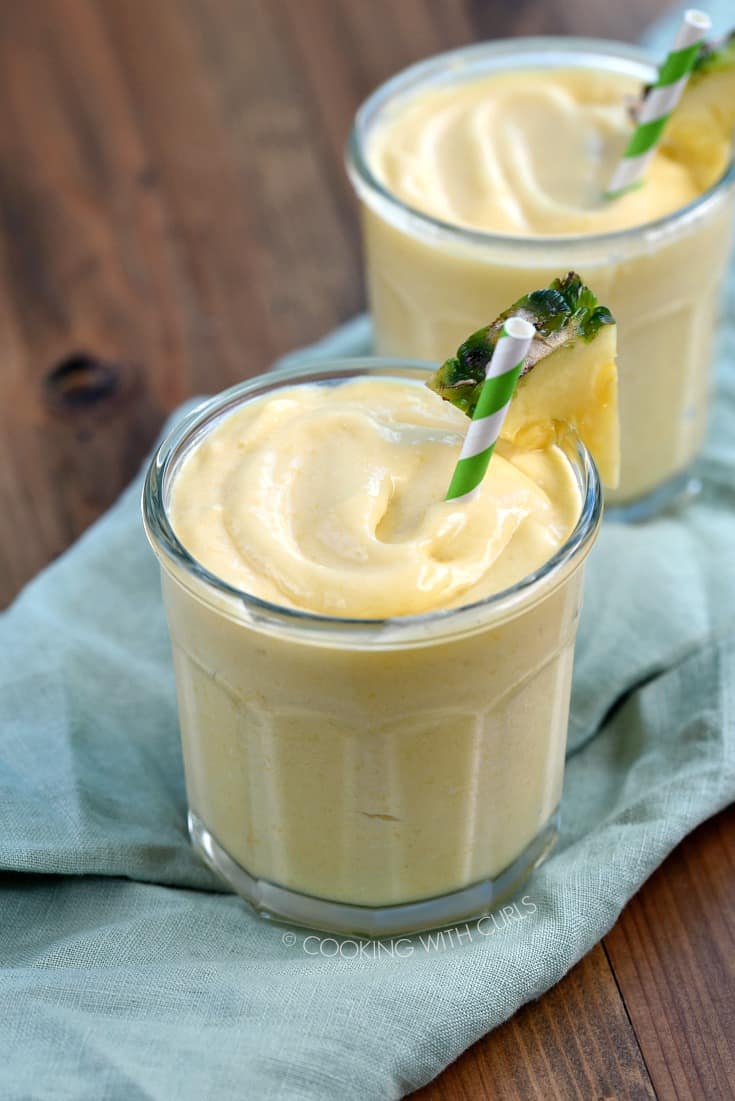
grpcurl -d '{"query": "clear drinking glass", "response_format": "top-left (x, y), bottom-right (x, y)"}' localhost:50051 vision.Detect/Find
top-left (143, 360), bottom-right (602, 936)
top-left (346, 39), bottom-right (735, 518)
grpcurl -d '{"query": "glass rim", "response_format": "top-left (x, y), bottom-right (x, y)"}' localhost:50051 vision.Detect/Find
top-left (142, 358), bottom-right (602, 646)
top-left (346, 35), bottom-right (735, 251)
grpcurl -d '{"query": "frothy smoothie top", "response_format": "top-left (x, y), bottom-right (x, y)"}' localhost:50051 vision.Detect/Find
top-left (368, 68), bottom-right (701, 236)
top-left (169, 378), bottom-right (581, 619)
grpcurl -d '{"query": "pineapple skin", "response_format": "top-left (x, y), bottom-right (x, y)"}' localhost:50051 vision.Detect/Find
top-left (427, 273), bottom-right (620, 486)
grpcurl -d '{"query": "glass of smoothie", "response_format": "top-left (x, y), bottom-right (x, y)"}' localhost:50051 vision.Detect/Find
top-left (143, 356), bottom-right (603, 937)
top-left (346, 38), bottom-right (735, 517)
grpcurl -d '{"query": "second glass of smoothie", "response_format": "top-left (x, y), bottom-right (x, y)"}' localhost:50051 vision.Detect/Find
top-left (143, 359), bottom-right (602, 936)
top-left (347, 38), bottom-right (735, 515)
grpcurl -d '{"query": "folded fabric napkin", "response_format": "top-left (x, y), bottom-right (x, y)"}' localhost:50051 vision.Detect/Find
top-left (2, 4), bottom-right (734, 1097)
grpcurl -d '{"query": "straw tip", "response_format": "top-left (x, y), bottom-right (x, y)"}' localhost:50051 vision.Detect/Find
top-left (685, 9), bottom-right (712, 32)
top-left (504, 316), bottom-right (536, 341)
top-left (604, 179), bottom-right (645, 202)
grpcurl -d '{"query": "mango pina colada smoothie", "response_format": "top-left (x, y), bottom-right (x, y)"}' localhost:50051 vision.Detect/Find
top-left (144, 275), bottom-right (616, 936)
top-left (348, 36), bottom-right (735, 511)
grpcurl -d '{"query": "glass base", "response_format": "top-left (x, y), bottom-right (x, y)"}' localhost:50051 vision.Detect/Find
top-left (605, 468), bottom-right (701, 524)
top-left (189, 809), bottom-right (559, 937)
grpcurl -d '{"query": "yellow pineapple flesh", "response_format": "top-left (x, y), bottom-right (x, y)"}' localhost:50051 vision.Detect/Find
top-left (427, 273), bottom-right (619, 486)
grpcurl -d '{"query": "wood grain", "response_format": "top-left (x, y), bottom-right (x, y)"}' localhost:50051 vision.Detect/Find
top-left (0, 0), bottom-right (673, 605)
top-left (3, 2), bottom-right (734, 1100)
top-left (604, 808), bottom-right (735, 1101)
top-left (412, 946), bottom-right (656, 1100)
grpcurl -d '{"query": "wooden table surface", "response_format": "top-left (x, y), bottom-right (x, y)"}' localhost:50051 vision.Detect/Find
top-left (1, 2), bottom-right (733, 1098)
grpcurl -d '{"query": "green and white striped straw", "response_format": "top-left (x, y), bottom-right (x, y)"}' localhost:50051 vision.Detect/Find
top-left (445, 316), bottom-right (535, 503)
top-left (606, 8), bottom-right (711, 198)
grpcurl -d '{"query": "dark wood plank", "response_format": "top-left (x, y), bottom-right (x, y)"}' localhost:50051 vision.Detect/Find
top-left (0, 0), bottom-right (674, 605)
top-left (411, 945), bottom-right (656, 1100)
top-left (604, 806), bottom-right (735, 1101)
top-left (467, 0), bottom-right (670, 40)
top-left (0, 0), bottom-right (170, 594)
top-left (417, 806), bottom-right (735, 1100)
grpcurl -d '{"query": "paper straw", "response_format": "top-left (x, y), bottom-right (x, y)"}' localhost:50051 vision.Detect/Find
top-left (445, 317), bottom-right (535, 503)
top-left (606, 9), bottom-right (711, 198)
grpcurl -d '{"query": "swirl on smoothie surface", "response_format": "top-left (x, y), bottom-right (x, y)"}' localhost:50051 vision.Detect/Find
top-left (368, 68), bottom-right (701, 236)
top-left (169, 379), bottom-right (580, 619)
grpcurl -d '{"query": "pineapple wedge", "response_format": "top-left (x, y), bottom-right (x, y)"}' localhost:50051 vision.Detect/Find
top-left (660, 31), bottom-right (735, 190)
top-left (427, 273), bottom-right (619, 486)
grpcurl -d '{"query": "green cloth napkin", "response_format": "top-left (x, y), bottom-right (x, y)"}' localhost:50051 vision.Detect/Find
top-left (2, 5), bottom-right (735, 1097)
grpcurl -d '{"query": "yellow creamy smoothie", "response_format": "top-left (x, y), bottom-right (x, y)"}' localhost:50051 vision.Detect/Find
top-left (171, 379), bottom-right (580, 617)
top-left (369, 69), bottom-right (697, 236)
top-left (350, 41), bottom-right (735, 508)
top-left (144, 359), bottom-right (602, 934)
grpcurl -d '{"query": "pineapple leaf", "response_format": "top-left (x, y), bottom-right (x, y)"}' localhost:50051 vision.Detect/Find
top-left (427, 272), bottom-right (614, 417)
top-left (692, 29), bottom-right (735, 77)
